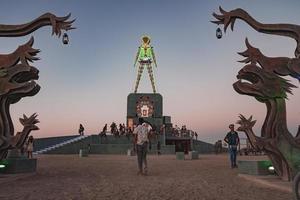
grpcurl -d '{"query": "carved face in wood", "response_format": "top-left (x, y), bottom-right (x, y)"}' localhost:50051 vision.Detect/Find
top-left (0, 38), bottom-right (40, 104)
top-left (233, 64), bottom-right (296, 102)
top-left (1, 64), bottom-right (40, 104)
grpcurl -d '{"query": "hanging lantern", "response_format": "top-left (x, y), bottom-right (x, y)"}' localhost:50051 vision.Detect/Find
top-left (216, 27), bottom-right (222, 39)
top-left (62, 33), bottom-right (69, 45)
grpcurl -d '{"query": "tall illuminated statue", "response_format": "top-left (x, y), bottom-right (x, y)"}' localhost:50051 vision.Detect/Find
top-left (133, 35), bottom-right (157, 93)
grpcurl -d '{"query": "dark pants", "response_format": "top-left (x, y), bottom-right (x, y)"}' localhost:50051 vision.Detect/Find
top-left (229, 146), bottom-right (237, 167)
top-left (137, 142), bottom-right (148, 172)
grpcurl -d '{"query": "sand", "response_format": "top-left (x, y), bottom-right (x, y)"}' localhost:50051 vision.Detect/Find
top-left (0, 154), bottom-right (293, 200)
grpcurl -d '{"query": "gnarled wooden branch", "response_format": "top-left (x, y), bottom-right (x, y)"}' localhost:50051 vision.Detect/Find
top-left (212, 6), bottom-right (300, 58)
top-left (0, 13), bottom-right (75, 160)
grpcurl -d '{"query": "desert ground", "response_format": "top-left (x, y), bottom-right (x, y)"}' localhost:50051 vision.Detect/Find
top-left (0, 154), bottom-right (293, 200)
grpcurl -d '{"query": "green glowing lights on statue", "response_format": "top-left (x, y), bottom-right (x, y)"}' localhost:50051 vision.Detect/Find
top-left (133, 35), bottom-right (157, 93)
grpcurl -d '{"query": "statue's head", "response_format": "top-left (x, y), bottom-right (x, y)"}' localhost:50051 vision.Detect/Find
top-left (233, 64), bottom-right (296, 102)
top-left (141, 35), bottom-right (151, 47)
top-left (0, 38), bottom-right (40, 104)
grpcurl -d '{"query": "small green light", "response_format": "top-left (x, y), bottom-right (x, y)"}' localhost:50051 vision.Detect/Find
top-left (0, 164), bottom-right (5, 168)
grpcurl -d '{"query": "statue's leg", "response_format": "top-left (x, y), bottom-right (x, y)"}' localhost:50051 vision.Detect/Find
top-left (134, 64), bottom-right (144, 93)
top-left (147, 64), bottom-right (156, 93)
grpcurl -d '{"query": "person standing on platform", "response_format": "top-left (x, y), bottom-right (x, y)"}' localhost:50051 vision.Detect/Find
top-left (99, 124), bottom-right (108, 143)
top-left (122, 123), bottom-right (126, 135)
top-left (110, 122), bottom-right (117, 137)
top-left (102, 124), bottom-right (107, 134)
top-left (119, 123), bottom-right (123, 135)
top-left (133, 118), bottom-right (150, 175)
top-left (224, 124), bottom-right (240, 168)
top-left (26, 135), bottom-right (34, 159)
top-left (79, 124), bottom-right (85, 136)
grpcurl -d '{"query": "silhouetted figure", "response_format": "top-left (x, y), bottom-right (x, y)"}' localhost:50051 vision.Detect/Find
top-left (103, 124), bottom-right (107, 133)
top-left (126, 127), bottom-right (132, 140)
top-left (99, 124), bottom-right (107, 142)
top-left (191, 131), bottom-right (195, 139)
top-left (157, 141), bottom-right (161, 155)
top-left (26, 135), bottom-right (34, 159)
top-left (119, 123), bottom-right (124, 136)
top-left (195, 132), bottom-right (198, 140)
top-left (110, 122), bottom-right (117, 137)
top-left (79, 124), bottom-right (85, 136)
top-left (122, 123), bottom-right (126, 135)
top-left (214, 140), bottom-right (223, 154)
top-left (88, 143), bottom-right (91, 153)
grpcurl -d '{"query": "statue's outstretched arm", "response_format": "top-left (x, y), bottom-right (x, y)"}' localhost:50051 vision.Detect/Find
top-left (212, 7), bottom-right (300, 57)
top-left (151, 47), bottom-right (157, 68)
top-left (0, 13), bottom-right (75, 37)
top-left (134, 47), bottom-right (140, 67)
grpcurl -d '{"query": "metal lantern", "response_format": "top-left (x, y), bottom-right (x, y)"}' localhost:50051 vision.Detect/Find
top-left (62, 33), bottom-right (69, 45)
top-left (216, 27), bottom-right (222, 39)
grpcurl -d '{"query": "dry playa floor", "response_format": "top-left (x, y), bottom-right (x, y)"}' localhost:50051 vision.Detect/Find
top-left (0, 154), bottom-right (293, 200)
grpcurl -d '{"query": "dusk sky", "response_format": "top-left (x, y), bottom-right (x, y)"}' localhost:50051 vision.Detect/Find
top-left (1, 0), bottom-right (300, 143)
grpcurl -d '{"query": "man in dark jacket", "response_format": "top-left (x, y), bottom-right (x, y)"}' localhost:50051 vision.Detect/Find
top-left (224, 124), bottom-right (240, 168)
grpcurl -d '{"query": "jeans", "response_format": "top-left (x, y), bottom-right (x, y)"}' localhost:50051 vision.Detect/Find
top-left (229, 146), bottom-right (237, 167)
top-left (137, 142), bottom-right (148, 172)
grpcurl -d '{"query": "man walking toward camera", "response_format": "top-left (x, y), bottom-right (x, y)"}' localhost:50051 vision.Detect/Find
top-left (133, 118), bottom-right (149, 175)
top-left (224, 124), bottom-right (240, 168)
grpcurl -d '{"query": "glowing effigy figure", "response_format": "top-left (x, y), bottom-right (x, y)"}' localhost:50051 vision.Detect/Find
top-left (133, 35), bottom-right (157, 93)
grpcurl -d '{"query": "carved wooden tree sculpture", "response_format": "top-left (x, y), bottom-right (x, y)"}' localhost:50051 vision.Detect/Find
top-left (0, 13), bottom-right (75, 160)
top-left (212, 7), bottom-right (300, 181)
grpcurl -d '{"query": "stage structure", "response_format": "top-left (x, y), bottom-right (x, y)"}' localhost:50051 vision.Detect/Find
top-left (127, 93), bottom-right (172, 132)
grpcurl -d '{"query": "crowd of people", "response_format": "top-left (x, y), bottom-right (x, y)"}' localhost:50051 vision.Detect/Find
top-left (98, 122), bottom-right (134, 140)
top-left (20, 122), bottom-right (263, 174)
top-left (22, 122), bottom-right (241, 173)
top-left (97, 122), bottom-right (165, 140)
top-left (79, 123), bottom-right (199, 141)
top-left (170, 125), bottom-right (198, 140)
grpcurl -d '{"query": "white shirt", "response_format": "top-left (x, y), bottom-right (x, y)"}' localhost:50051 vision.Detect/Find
top-left (133, 123), bottom-right (149, 145)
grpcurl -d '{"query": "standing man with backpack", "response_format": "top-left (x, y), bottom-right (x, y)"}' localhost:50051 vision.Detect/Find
top-left (133, 118), bottom-right (150, 175)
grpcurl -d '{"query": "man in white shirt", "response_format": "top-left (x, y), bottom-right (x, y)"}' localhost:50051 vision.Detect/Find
top-left (133, 118), bottom-right (149, 175)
